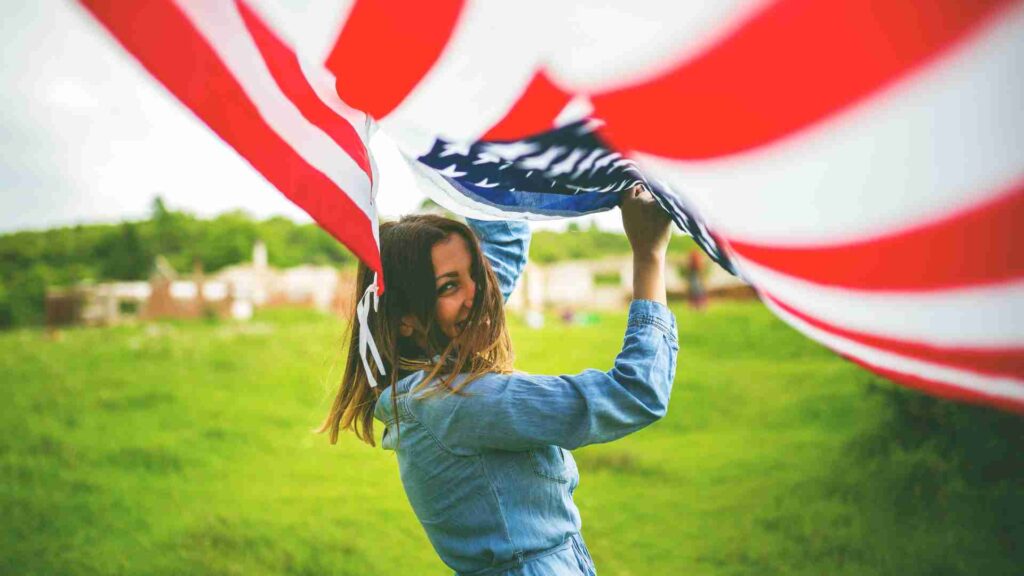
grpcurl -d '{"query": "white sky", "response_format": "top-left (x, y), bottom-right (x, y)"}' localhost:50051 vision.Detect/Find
top-left (0, 0), bottom-right (620, 234)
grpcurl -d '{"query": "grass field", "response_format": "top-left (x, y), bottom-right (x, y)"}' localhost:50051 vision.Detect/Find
top-left (1, 302), bottom-right (1020, 575)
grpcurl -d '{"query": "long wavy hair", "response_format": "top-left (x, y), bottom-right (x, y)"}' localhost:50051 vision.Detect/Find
top-left (319, 214), bottom-right (514, 446)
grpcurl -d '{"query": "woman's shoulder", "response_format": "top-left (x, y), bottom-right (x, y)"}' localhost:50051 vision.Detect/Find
top-left (383, 370), bottom-right (557, 424)
top-left (406, 370), bottom-right (514, 401)
top-left (374, 371), bottom-right (426, 422)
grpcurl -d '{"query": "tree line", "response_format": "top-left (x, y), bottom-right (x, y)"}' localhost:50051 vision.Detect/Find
top-left (531, 221), bottom-right (694, 264)
top-left (0, 199), bottom-right (696, 328)
top-left (0, 198), bottom-right (354, 328)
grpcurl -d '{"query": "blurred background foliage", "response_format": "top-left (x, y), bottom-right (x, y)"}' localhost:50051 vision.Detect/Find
top-left (0, 198), bottom-right (354, 328)
top-left (531, 220), bottom-right (696, 263)
top-left (0, 202), bottom-right (698, 329)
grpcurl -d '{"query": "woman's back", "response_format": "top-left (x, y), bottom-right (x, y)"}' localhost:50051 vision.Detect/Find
top-left (377, 373), bottom-right (586, 575)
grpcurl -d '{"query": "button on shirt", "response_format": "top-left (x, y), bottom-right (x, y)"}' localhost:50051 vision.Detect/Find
top-left (374, 219), bottom-right (679, 575)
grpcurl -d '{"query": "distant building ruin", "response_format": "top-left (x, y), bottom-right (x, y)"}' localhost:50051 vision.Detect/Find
top-left (506, 254), bottom-right (752, 312)
top-left (46, 281), bottom-right (150, 327)
top-left (45, 241), bottom-right (355, 327)
top-left (45, 239), bottom-right (750, 328)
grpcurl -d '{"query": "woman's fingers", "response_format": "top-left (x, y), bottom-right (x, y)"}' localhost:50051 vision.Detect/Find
top-left (621, 183), bottom-right (672, 257)
top-left (622, 183), bottom-right (647, 202)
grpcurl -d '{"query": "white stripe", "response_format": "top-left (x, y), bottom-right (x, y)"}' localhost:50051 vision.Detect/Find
top-left (366, 118), bottom-right (381, 250)
top-left (377, 1), bottom-right (769, 143)
top-left (247, 0), bottom-right (356, 68)
top-left (554, 96), bottom-right (594, 128)
top-left (298, 55), bottom-right (370, 137)
top-left (737, 256), bottom-right (1024, 348)
top-left (635, 4), bottom-right (1024, 246)
top-left (173, 1), bottom-right (374, 220)
top-left (296, 54), bottom-right (381, 249)
top-left (376, 116), bottom-right (447, 159)
top-left (383, 0), bottom-right (549, 143)
top-left (547, 0), bottom-right (771, 92)
top-left (763, 297), bottom-right (1024, 404)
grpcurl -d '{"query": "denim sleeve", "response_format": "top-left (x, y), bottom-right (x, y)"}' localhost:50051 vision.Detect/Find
top-left (466, 218), bottom-right (531, 303)
top-left (411, 300), bottom-right (679, 452)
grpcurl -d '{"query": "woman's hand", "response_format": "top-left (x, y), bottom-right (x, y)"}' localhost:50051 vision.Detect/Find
top-left (620, 184), bottom-right (672, 304)
top-left (621, 184), bottom-right (672, 261)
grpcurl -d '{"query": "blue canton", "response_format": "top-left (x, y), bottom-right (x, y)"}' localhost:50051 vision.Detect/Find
top-left (417, 119), bottom-right (736, 274)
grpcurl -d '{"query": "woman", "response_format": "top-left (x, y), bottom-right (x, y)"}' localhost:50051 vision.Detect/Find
top-left (321, 185), bottom-right (679, 575)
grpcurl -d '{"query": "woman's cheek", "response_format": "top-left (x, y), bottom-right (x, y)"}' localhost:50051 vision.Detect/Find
top-left (437, 297), bottom-right (456, 324)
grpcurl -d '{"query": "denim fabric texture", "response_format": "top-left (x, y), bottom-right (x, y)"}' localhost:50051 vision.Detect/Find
top-left (374, 218), bottom-right (679, 575)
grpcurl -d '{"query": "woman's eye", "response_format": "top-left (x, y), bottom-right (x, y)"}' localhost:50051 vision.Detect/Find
top-left (438, 281), bottom-right (457, 295)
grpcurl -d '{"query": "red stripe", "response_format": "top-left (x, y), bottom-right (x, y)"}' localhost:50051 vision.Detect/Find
top-left (235, 0), bottom-right (372, 181)
top-left (79, 0), bottom-right (382, 281)
top-left (591, 0), bottom-right (1017, 159)
top-left (482, 72), bottom-right (573, 142)
top-left (729, 179), bottom-right (1024, 291)
top-left (326, 0), bottom-right (465, 119)
top-left (843, 355), bottom-right (1024, 414)
top-left (765, 292), bottom-right (1024, 380)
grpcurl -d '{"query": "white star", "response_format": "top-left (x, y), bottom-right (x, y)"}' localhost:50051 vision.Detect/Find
top-left (474, 178), bottom-right (500, 188)
top-left (592, 151), bottom-right (621, 171)
top-left (482, 141), bottom-right (539, 161)
top-left (439, 142), bottom-right (472, 158)
top-left (517, 146), bottom-right (564, 171)
top-left (436, 164), bottom-right (467, 178)
top-left (472, 153), bottom-right (502, 165)
top-left (573, 149), bottom-right (604, 178)
top-left (575, 118), bottom-right (605, 135)
top-left (546, 148), bottom-right (584, 177)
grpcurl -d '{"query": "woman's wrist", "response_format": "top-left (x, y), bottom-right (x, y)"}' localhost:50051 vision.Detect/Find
top-left (632, 250), bottom-right (666, 266)
top-left (632, 255), bottom-right (667, 305)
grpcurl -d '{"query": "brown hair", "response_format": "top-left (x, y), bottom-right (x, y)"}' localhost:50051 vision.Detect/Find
top-left (319, 214), bottom-right (514, 446)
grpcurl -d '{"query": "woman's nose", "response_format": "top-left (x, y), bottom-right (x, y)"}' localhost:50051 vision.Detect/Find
top-left (464, 281), bottom-right (476, 307)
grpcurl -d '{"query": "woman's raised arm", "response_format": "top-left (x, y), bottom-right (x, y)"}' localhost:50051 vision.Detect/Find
top-left (621, 184), bottom-right (672, 305)
top-left (466, 218), bottom-right (532, 303)
top-left (408, 298), bottom-right (678, 451)
top-left (405, 187), bottom-right (680, 452)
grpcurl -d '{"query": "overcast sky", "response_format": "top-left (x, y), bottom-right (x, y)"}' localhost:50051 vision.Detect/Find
top-left (0, 1), bottom-right (618, 234)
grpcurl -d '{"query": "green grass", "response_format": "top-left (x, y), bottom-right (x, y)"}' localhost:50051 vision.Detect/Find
top-left (0, 303), bottom-right (1019, 575)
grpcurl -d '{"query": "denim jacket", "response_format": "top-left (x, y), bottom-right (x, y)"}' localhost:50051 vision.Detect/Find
top-left (374, 219), bottom-right (679, 575)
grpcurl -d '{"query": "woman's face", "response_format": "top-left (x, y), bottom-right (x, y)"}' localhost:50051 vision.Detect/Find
top-left (430, 232), bottom-right (477, 339)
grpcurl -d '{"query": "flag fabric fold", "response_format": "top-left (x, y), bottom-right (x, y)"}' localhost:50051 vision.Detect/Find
top-left (79, 0), bottom-right (383, 288)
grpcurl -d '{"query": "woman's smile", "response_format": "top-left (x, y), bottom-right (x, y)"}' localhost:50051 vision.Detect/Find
top-left (431, 233), bottom-right (478, 339)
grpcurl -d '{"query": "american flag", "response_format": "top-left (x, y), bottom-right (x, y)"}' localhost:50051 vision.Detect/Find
top-left (79, 0), bottom-right (1023, 411)
top-left (414, 119), bottom-right (736, 273)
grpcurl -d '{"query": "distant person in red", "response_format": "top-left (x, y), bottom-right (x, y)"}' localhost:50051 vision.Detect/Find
top-left (687, 249), bottom-right (707, 311)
